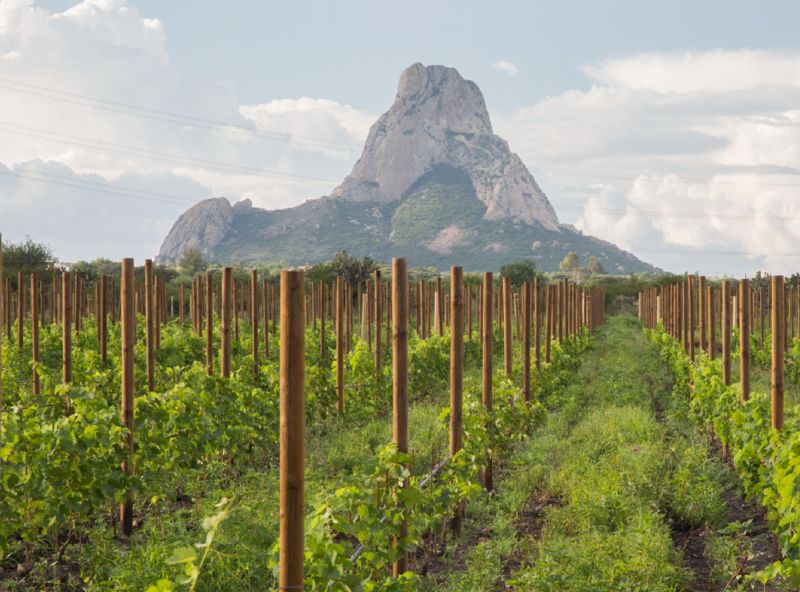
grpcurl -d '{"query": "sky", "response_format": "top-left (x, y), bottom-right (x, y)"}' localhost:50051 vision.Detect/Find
top-left (2, 0), bottom-right (800, 275)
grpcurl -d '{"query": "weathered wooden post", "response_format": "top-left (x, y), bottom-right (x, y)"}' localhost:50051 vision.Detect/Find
top-left (31, 274), bottom-right (40, 395)
top-left (100, 275), bottom-right (108, 364)
top-left (206, 271), bottom-right (213, 376)
top-left (739, 279), bottom-right (750, 401)
top-left (374, 270), bottom-right (382, 373)
top-left (534, 278), bottom-right (541, 370)
top-left (17, 271), bottom-right (23, 349)
top-left (722, 280), bottom-right (731, 385)
top-left (251, 269), bottom-right (259, 378)
top-left (120, 258), bottom-right (135, 537)
top-left (279, 269), bottom-right (305, 591)
top-left (450, 266), bottom-right (464, 534)
top-left (707, 286), bottom-right (716, 360)
top-left (502, 277), bottom-right (512, 377)
top-left (482, 271), bottom-right (493, 491)
top-left (522, 280), bottom-right (531, 402)
top-left (771, 275), bottom-right (784, 430)
top-left (144, 260), bottom-right (155, 392)
top-left (221, 267), bottom-right (232, 378)
top-left (336, 276), bottom-right (345, 413)
top-left (392, 258), bottom-right (409, 575)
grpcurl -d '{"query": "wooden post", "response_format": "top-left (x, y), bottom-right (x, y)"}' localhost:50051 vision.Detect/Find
top-left (771, 275), bottom-right (784, 431)
top-left (120, 258), bottom-right (135, 537)
top-left (392, 258), bottom-right (409, 575)
top-left (707, 287), bottom-right (716, 360)
top-left (503, 276), bottom-right (512, 377)
top-left (698, 276), bottom-right (706, 353)
top-left (435, 276), bottom-right (443, 336)
top-left (545, 285), bottom-right (553, 363)
top-left (450, 266), bottom-right (463, 534)
top-left (482, 272), bottom-right (493, 491)
top-left (206, 271), bottom-right (213, 376)
top-left (336, 277), bottom-right (345, 413)
top-left (31, 274), bottom-right (40, 395)
top-left (320, 282), bottom-right (326, 357)
top-left (17, 271), bottom-right (23, 349)
top-left (251, 270), bottom-right (259, 378)
top-left (144, 260), bottom-right (155, 392)
top-left (534, 278), bottom-right (541, 370)
top-left (263, 279), bottom-right (270, 359)
top-left (279, 270), bottom-right (305, 591)
top-left (221, 267), bottom-right (232, 378)
top-left (739, 279), bottom-right (750, 402)
top-left (374, 270), bottom-right (382, 373)
top-left (522, 280), bottom-right (531, 402)
top-left (722, 281), bottom-right (731, 385)
top-left (61, 272), bottom-right (72, 385)
top-left (688, 276), bottom-right (695, 360)
top-left (99, 275), bottom-right (108, 364)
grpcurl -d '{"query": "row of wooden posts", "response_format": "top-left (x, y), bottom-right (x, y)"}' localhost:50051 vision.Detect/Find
top-left (638, 275), bottom-right (788, 430)
top-left (0, 250), bottom-right (605, 587)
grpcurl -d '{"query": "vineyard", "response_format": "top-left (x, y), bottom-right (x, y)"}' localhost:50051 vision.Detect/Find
top-left (5, 240), bottom-right (800, 590)
top-left (0, 243), bottom-right (609, 591)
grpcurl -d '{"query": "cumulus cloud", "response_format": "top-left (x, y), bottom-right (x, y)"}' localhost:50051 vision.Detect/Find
top-left (495, 49), bottom-right (800, 275)
top-left (0, 0), bottom-right (372, 261)
top-left (491, 61), bottom-right (519, 76)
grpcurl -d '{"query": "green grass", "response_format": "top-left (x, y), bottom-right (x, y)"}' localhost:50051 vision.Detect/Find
top-left (423, 316), bottom-right (740, 591)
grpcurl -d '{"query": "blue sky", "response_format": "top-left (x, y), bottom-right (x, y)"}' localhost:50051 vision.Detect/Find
top-left (35, 0), bottom-right (800, 110)
top-left (3, 0), bottom-right (800, 275)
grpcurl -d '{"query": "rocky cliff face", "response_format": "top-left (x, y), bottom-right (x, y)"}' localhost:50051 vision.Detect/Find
top-left (159, 197), bottom-right (233, 261)
top-left (331, 63), bottom-right (559, 230)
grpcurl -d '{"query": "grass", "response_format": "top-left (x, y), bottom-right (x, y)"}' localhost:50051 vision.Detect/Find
top-left (423, 316), bottom-right (743, 591)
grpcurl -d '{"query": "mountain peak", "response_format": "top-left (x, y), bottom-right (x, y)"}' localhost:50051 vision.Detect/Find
top-left (331, 63), bottom-right (559, 230)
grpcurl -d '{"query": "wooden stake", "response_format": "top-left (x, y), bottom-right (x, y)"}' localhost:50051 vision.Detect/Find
top-left (279, 270), bottom-right (305, 591)
top-left (336, 277), bottom-right (345, 413)
top-left (771, 275), bottom-right (784, 430)
top-left (374, 271), bottom-right (382, 373)
top-left (482, 272), bottom-right (493, 491)
top-left (523, 280), bottom-right (531, 402)
top-left (251, 270), bottom-right (259, 378)
top-left (206, 271), bottom-right (214, 376)
top-left (392, 258), bottom-right (409, 575)
top-left (221, 267), bottom-right (232, 378)
top-left (120, 258), bottom-right (135, 536)
top-left (502, 277), bottom-right (512, 377)
top-left (722, 280), bottom-right (731, 385)
top-left (450, 266), bottom-right (463, 534)
top-left (144, 260), bottom-right (155, 392)
top-left (31, 274), bottom-right (39, 395)
top-left (739, 279), bottom-right (750, 402)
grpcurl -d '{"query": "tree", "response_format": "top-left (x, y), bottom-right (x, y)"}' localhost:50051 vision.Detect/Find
top-left (586, 255), bottom-right (606, 275)
top-left (559, 251), bottom-right (580, 273)
top-left (500, 259), bottom-right (537, 287)
top-left (2, 236), bottom-right (57, 280)
top-left (331, 251), bottom-right (378, 285)
top-left (178, 248), bottom-right (207, 276)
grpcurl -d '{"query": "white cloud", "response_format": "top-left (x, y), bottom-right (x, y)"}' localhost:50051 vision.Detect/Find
top-left (0, 0), bottom-right (373, 261)
top-left (491, 61), bottom-right (519, 76)
top-left (495, 49), bottom-right (800, 275)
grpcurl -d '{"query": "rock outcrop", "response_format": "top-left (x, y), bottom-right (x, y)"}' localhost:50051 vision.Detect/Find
top-left (331, 63), bottom-right (559, 230)
top-left (157, 63), bottom-right (656, 273)
top-left (158, 197), bottom-right (233, 262)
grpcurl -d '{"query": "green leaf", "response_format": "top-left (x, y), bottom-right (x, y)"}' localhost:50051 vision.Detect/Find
top-left (165, 546), bottom-right (197, 565)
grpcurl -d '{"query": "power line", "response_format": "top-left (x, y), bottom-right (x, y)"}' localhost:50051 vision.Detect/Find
top-left (0, 121), bottom-right (342, 184)
top-left (0, 77), bottom-right (364, 152)
top-left (0, 168), bottom-right (201, 207)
